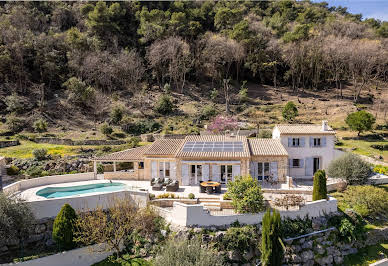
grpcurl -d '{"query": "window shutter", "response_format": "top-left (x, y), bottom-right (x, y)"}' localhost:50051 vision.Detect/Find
top-left (212, 165), bottom-right (220, 182)
top-left (151, 161), bottom-right (157, 178)
top-left (289, 159), bottom-right (292, 168)
top-left (322, 137), bottom-right (326, 147)
top-left (270, 162), bottom-right (278, 180)
top-left (305, 157), bottom-right (313, 176)
top-left (202, 164), bottom-right (209, 181)
top-left (170, 162), bottom-right (176, 179)
top-left (309, 137), bottom-right (313, 147)
top-left (300, 137), bottom-right (305, 147)
top-left (288, 137), bottom-right (292, 147)
top-left (181, 164), bottom-right (189, 185)
top-left (232, 165), bottom-right (241, 179)
top-left (249, 162), bottom-right (255, 178)
top-left (300, 159), bottom-right (304, 168)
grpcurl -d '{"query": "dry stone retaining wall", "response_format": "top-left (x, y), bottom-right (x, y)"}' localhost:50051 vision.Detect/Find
top-left (34, 138), bottom-right (125, 146)
top-left (0, 140), bottom-right (19, 148)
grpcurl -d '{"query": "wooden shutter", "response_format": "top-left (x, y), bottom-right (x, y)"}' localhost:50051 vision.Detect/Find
top-left (151, 161), bottom-right (157, 178)
top-left (232, 165), bottom-right (241, 179)
top-left (289, 159), bottom-right (292, 168)
top-left (170, 162), bottom-right (176, 179)
top-left (305, 157), bottom-right (313, 176)
top-left (202, 164), bottom-right (209, 181)
top-left (300, 137), bottom-right (305, 147)
top-left (270, 162), bottom-right (278, 180)
top-left (181, 164), bottom-right (189, 185)
top-left (249, 162), bottom-right (255, 178)
top-left (300, 158), bottom-right (304, 168)
top-left (212, 164), bottom-right (220, 182)
top-left (322, 137), bottom-right (326, 147)
top-left (288, 137), bottom-right (292, 147)
top-left (309, 137), bottom-right (313, 147)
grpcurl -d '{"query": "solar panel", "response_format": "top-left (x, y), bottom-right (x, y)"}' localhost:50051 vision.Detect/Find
top-left (181, 141), bottom-right (244, 153)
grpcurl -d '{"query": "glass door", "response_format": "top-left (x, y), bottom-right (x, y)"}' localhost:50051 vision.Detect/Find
top-left (190, 165), bottom-right (202, 184)
top-left (220, 165), bottom-right (233, 184)
top-left (257, 162), bottom-right (270, 181)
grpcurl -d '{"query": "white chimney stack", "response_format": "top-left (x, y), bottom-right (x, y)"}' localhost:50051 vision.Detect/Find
top-left (322, 120), bottom-right (328, 131)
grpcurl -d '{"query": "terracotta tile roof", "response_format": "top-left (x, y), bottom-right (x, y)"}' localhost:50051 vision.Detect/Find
top-left (175, 135), bottom-right (251, 158)
top-left (248, 138), bottom-right (288, 156)
top-left (275, 124), bottom-right (335, 135)
top-left (143, 138), bottom-right (185, 156)
top-left (94, 145), bottom-right (149, 161)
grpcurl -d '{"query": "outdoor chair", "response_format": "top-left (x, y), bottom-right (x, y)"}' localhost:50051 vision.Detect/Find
top-left (199, 181), bottom-right (206, 193)
top-left (163, 178), bottom-right (172, 186)
top-left (215, 184), bottom-right (221, 194)
top-left (166, 180), bottom-right (179, 192)
top-left (206, 186), bottom-right (214, 194)
top-left (150, 177), bottom-right (162, 186)
top-left (152, 183), bottom-right (163, 191)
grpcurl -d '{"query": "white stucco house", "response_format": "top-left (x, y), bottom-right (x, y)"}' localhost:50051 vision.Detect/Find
top-left (94, 120), bottom-right (339, 184)
top-left (272, 120), bottom-right (337, 179)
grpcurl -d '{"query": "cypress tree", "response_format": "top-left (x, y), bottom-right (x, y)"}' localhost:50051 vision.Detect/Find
top-left (52, 203), bottom-right (77, 250)
top-left (261, 209), bottom-right (283, 266)
top-left (312, 170), bottom-right (327, 201)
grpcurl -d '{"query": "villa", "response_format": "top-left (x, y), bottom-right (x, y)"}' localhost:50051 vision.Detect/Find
top-left (93, 121), bottom-right (338, 185)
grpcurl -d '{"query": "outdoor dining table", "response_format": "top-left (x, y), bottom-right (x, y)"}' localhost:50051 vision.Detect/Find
top-left (200, 181), bottom-right (221, 194)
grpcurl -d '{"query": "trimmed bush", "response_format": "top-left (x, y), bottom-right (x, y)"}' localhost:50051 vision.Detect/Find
top-left (100, 123), bottom-right (113, 136)
top-left (312, 170), bottom-right (327, 201)
top-left (226, 175), bottom-right (265, 213)
top-left (258, 129), bottom-right (272, 138)
top-left (33, 119), bottom-right (48, 133)
top-left (154, 94), bottom-right (174, 115)
top-left (261, 209), bottom-right (283, 266)
top-left (327, 153), bottom-right (372, 185)
top-left (52, 203), bottom-right (77, 250)
top-left (188, 193), bottom-right (195, 199)
top-left (6, 165), bottom-right (19, 176)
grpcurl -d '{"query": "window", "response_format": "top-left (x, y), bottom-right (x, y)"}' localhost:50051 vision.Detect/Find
top-left (257, 162), bottom-right (270, 180)
top-left (221, 165), bottom-right (233, 183)
top-left (292, 138), bottom-right (300, 147)
top-left (292, 159), bottom-right (300, 168)
top-left (159, 162), bottom-right (170, 178)
top-left (313, 138), bottom-right (321, 147)
top-left (165, 162), bottom-right (170, 177)
top-left (138, 162), bottom-right (144, 169)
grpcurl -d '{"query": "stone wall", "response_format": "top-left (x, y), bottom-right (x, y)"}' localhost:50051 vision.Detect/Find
top-left (0, 217), bottom-right (55, 262)
top-left (0, 140), bottom-right (19, 148)
top-left (34, 138), bottom-right (125, 146)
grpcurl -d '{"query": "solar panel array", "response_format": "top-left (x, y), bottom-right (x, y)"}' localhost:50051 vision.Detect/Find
top-left (181, 141), bottom-right (244, 153)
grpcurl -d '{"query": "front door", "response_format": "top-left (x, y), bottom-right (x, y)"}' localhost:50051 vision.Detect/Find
top-left (313, 157), bottom-right (320, 174)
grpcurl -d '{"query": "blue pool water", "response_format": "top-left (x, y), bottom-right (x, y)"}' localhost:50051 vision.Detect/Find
top-left (36, 182), bottom-right (126, 199)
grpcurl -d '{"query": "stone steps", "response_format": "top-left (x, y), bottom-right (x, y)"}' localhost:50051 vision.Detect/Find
top-left (202, 202), bottom-right (221, 211)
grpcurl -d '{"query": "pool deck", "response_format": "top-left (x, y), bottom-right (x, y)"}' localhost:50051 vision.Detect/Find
top-left (17, 179), bottom-right (315, 202)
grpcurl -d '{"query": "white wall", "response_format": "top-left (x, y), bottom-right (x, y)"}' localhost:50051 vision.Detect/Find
top-left (278, 135), bottom-right (336, 179)
top-left (0, 243), bottom-right (117, 266)
top-left (27, 190), bottom-right (149, 219)
top-left (3, 172), bottom-right (96, 195)
top-left (158, 197), bottom-right (337, 227)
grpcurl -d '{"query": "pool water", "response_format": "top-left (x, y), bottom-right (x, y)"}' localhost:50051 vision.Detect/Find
top-left (36, 182), bottom-right (126, 199)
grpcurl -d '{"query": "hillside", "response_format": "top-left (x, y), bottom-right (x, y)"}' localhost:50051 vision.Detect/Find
top-left (0, 1), bottom-right (387, 161)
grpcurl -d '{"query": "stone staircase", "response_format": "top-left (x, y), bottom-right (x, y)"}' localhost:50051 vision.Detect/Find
top-left (200, 199), bottom-right (222, 211)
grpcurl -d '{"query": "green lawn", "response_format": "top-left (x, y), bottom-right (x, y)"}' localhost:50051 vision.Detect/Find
top-left (337, 139), bottom-right (388, 163)
top-left (344, 242), bottom-right (388, 266)
top-left (93, 255), bottom-right (152, 266)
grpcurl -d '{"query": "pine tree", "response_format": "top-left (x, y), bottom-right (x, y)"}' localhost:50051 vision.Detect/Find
top-left (52, 203), bottom-right (77, 250)
top-left (312, 170), bottom-right (327, 201)
top-left (261, 209), bottom-right (284, 266)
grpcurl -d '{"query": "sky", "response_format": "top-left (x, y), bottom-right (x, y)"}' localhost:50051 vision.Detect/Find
top-left (312, 0), bottom-right (388, 21)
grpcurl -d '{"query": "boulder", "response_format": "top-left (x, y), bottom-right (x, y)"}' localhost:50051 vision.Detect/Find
top-left (302, 241), bottom-right (313, 250)
top-left (243, 248), bottom-right (255, 261)
top-left (228, 250), bottom-right (242, 261)
top-left (301, 250), bottom-right (314, 262)
top-left (334, 255), bottom-right (344, 265)
top-left (316, 255), bottom-right (333, 266)
top-left (315, 244), bottom-right (325, 255)
top-left (35, 223), bottom-right (46, 234)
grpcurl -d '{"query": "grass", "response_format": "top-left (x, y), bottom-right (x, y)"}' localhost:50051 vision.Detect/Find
top-left (337, 138), bottom-right (388, 162)
top-left (343, 242), bottom-right (388, 266)
top-left (93, 255), bottom-right (151, 266)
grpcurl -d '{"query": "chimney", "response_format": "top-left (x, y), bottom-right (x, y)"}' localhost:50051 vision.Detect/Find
top-left (322, 120), bottom-right (328, 131)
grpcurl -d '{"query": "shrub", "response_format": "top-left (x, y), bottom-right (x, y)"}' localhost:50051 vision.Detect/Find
top-left (0, 193), bottom-right (35, 249)
top-left (220, 225), bottom-right (258, 253)
top-left (327, 153), bottom-right (372, 185)
top-left (345, 110), bottom-right (375, 136)
top-left (339, 185), bottom-right (388, 218)
top-left (374, 165), bottom-right (388, 175)
top-left (258, 129), bottom-right (272, 138)
top-left (25, 165), bottom-right (45, 177)
top-left (200, 104), bottom-right (218, 120)
top-left (53, 203), bottom-right (77, 250)
top-left (226, 175), bottom-right (265, 213)
top-left (100, 123), bottom-right (113, 136)
top-left (110, 105), bottom-right (124, 125)
top-left (188, 193), bottom-right (195, 199)
top-left (5, 94), bottom-right (24, 113)
top-left (33, 119), bottom-right (48, 133)
top-left (328, 212), bottom-right (365, 243)
top-left (6, 165), bottom-right (19, 175)
top-left (282, 101), bottom-right (298, 121)
top-left (63, 77), bottom-right (95, 106)
top-left (154, 94), bottom-right (174, 115)
top-left (33, 148), bottom-right (48, 161)
top-left (6, 114), bottom-right (25, 133)
top-left (312, 170), bottom-right (327, 201)
top-left (97, 163), bottom-right (104, 174)
top-left (261, 209), bottom-right (283, 266)
top-left (121, 120), bottom-right (161, 135)
top-left (207, 115), bottom-right (238, 134)
top-left (370, 144), bottom-right (388, 151)
top-left (153, 238), bottom-right (223, 266)
top-left (281, 216), bottom-right (312, 238)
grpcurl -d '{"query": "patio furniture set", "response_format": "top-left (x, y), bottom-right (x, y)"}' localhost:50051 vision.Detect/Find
top-left (151, 177), bottom-right (179, 192)
top-left (199, 181), bottom-right (222, 194)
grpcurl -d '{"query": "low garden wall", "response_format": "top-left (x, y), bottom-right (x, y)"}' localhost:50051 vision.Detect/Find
top-left (34, 138), bottom-right (125, 146)
top-left (3, 172), bottom-right (96, 195)
top-left (157, 197), bottom-right (337, 227)
top-left (27, 190), bottom-right (149, 219)
top-left (0, 140), bottom-right (19, 148)
top-left (0, 243), bottom-right (117, 266)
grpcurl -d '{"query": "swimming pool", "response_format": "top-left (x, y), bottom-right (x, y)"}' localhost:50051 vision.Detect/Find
top-left (36, 182), bottom-right (126, 199)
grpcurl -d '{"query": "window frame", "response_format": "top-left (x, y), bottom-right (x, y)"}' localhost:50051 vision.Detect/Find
top-left (292, 138), bottom-right (300, 147)
top-left (292, 159), bottom-right (300, 168)
top-left (313, 138), bottom-right (321, 147)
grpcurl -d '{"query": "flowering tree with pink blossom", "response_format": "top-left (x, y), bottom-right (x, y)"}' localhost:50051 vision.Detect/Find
top-left (207, 115), bottom-right (238, 134)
